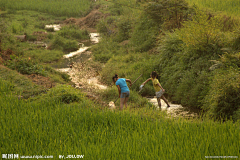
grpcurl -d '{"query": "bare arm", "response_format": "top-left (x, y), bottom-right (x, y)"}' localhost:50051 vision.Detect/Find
top-left (126, 79), bottom-right (132, 87)
top-left (142, 78), bottom-right (152, 85)
top-left (117, 85), bottom-right (121, 98)
top-left (157, 83), bottom-right (165, 92)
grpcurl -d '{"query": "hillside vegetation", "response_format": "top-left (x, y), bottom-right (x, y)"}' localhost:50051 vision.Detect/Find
top-left (92, 0), bottom-right (240, 121)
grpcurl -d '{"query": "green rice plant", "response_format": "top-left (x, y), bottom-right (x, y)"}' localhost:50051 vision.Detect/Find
top-left (0, 0), bottom-right (93, 17)
top-left (0, 83), bottom-right (239, 159)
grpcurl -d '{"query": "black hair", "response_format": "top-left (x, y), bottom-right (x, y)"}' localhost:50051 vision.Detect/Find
top-left (151, 71), bottom-right (159, 79)
top-left (112, 74), bottom-right (118, 83)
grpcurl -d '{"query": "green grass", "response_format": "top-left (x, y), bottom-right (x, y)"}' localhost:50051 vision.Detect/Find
top-left (0, 65), bottom-right (46, 98)
top-left (186, 0), bottom-right (240, 17)
top-left (1, 80), bottom-right (239, 159)
top-left (0, 0), bottom-right (93, 17)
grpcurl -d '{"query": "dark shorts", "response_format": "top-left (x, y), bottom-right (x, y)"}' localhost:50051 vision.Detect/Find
top-left (120, 91), bottom-right (130, 98)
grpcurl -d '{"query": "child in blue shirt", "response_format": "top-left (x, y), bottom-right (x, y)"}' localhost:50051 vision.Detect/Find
top-left (112, 74), bottom-right (132, 110)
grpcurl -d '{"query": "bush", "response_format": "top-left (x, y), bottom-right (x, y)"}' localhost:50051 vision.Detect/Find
top-left (155, 9), bottom-right (229, 109)
top-left (130, 14), bottom-right (158, 52)
top-left (49, 35), bottom-right (79, 52)
top-left (203, 68), bottom-right (240, 121)
top-left (114, 17), bottom-right (132, 42)
top-left (25, 49), bottom-right (64, 63)
top-left (57, 25), bottom-right (89, 40)
top-left (203, 52), bottom-right (240, 121)
top-left (91, 38), bottom-right (121, 63)
top-left (5, 55), bottom-right (47, 76)
top-left (30, 84), bottom-right (85, 104)
top-left (143, 0), bottom-right (190, 29)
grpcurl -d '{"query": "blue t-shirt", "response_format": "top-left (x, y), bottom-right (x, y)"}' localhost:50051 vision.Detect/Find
top-left (116, 78), bottom-right (129, 93)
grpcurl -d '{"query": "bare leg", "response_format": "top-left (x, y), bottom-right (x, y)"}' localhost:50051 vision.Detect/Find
top-left (157, 97), bottom-right (161, 109)
top-left (161, 95), bottom-right (170, 107)
top-left (120, 98), bottom-right (125, 110)
top-left (124, 97), bottom-right (129, 109)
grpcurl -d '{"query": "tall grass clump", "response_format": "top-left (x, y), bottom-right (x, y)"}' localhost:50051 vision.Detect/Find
top-left (48, 35), bottom-right (78, 52)
top-left (154, 8), bottom-right (240, 121)
top-left (1, 81), bottom-right (239, 159)
top-left (91, 37), bottom-right (123, 63)
top-left (156, 10), bottom-right (236, 108)
top-left (24, 49), bottom-right (65, 63)
top-left (0, 0), bottom-right (93, 17)
top-left (5, 55), bottom-right (47, 76)
top-left (186, 0), bottom-right (240, 17)
top-left (29, 84), bottom-right (85, 104)
top-left (57, 25), bottom-right (89, 41)
top-left (203, 52), bottom-right (240, 121)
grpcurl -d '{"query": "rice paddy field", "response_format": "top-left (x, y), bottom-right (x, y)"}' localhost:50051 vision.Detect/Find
top-left (0, 0), bottom-right (93, 17)
top-left (186, 0), bottom-right (240, 17)
top-left (1, 79), bottom-right (239, 159)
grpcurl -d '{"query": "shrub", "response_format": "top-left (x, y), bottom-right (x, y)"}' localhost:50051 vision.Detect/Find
top-left (91, 38), bottom-right (121, 63)
top-left (49, 35), bottom-right (79, 52)
top-left (5, 55), bottom-right (47, 76)
top-left (30, 84), bottom-right (85, 104)
top-left (155, 9), bottom-right (230, 109)
top-left (114, 17), bottom-right (132, 42)
top-left (57, 25), bottom-right (89, 40)
top-left (203, 52), bottom-right (240, 121)
top-left (25, 49), bottom-right (64, 63)
top-left (203, 68), bottom-right (240, 121)
top-left (143, 0), bottom-right (190, 29)
top-left (96, 19), bottom-right (111, 36)
top-left (11, 22), bottom-right (23, 34)
top-left (130, 14), bottom-right (158, 52)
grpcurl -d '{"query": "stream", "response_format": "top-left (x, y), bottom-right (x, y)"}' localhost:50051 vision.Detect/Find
top-left (49, 25), bottom-right (200, 119)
